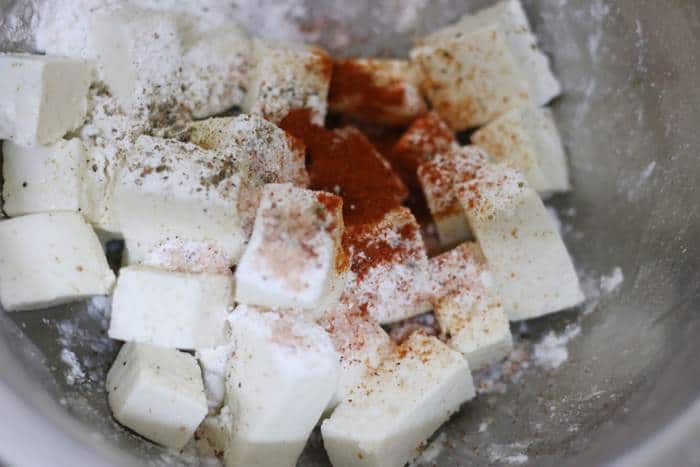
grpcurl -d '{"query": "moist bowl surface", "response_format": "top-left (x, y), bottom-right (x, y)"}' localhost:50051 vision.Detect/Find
top-left (1, 1), bottom-right (699, 466)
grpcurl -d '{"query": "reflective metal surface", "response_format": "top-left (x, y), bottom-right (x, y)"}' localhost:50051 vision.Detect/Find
top-left (0, 0), bottom-right (699, 466)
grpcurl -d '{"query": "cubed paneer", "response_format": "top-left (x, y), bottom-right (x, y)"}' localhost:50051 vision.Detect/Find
top-left (0, 54), bottom-right (92, 146)
top-left (223, 305), bottom-right (339, 467)
top-left (244, 39), bottom-right (332, 125)
top-left (235, 184), bottom-right (345, 316)
top-left (328, 58), bottom-right (427, 126)
top-left (411, 0), bottom-right (561, 130)
top-left (109, 266), bottom-right (234, 350)
top-left (106, 342), bottom-right (208, 450)
top-left (472, 105), bottom-right (570, 196)
top-left (417, 145), bottom-right (489, 248)
top-left (196, 343), bottom-right (236, 412)
top-left (2, 139), bottom-right (86, 216)
top-left (456, 163), bottom-right (584, 320)
top-left (79, 143), bottom-right (125, 236)
top-left (343, 207), bottom-right (432, 324)
top-left (321, 333), bottom-right (475, 467)
top-left (429, 243), bottom-right (512, 369)
top-left (0, 212), bottom-right (115, 311)
top-left (114, 135), bottom-right (246, 273)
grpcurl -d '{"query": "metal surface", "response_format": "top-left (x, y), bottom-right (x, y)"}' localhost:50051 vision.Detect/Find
top-left (1, 0), bottom-right (699, 466)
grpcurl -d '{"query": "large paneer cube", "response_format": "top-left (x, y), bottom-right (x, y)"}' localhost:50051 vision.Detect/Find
top-left (109, 266), bottom-right (234, 350)
top-left (0, 54), bottom-right (92, 147)
top-left (2, 139), bottom-right (86, 216)
top-left (235, 184), bottom-right (345, 315)
top-left (411, 0), bottom-right (561, 130)
top-left (106, 342), bottom-right (208, 450)
top-left (456, 163), bottom-right (584, 320)
top-left (223, 306), bottom-right (339, 467)
top-left (244, 39), bottom-right (332, 125)
top-left (321, 333), bottom-right (475, 467)
top-left (114, 135), bottom-right (246, 273)
top-left (472, 105), bottom-right (570, 196)
top-left (0, 212), bottom-right (115, 311)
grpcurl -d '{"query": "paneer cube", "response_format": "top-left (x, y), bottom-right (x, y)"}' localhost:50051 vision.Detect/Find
top-left (321, 333), bottom-right (475, 467)
top-left (244, 39), bottom-right (332, 125)
top-left (106, 342), bottom-right (208, 450)
top-left (196, 344), bottom-right (236, 412)
top-left (411, 0), bottom-right (561, 130)
top-left (2, 139), bottom-right (86, 216)
top-left (328, 58), bottom-right (427, 126)
top-left (223, 306), bottom-right (339, 467)
top-left (114, 135), bottom-right (246, 273)
top-left (0, 212), bottom-right (115, 311)
top-left (235, 184), bottom-right (345, 316)
top-left (109, 266), bottom-right (234, 350)
top-left (342, 207), bottom-right (432, 324)
top-left (0, 54), bottom-right (92, 146)
top-left (79, 143), bottom-right (125, 236)
top-left (472, 105), bottom-right (570, 196)
top-left (456, 163), bottom-right (584, 320)
top-left (429, 243), bottom-right (512, 369)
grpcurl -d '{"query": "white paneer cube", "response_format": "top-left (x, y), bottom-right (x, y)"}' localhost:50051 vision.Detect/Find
top-left (106, 342), bottom-right (208, 450)
top-left (472, 105), bottom-right (570, 196)
top-left (411, 0), bottom-right (561, 130)
top-left (109, 266), bottom-right (234, 350)
top-left (114, 135), bottom-right (246, 273)
top-left (321, 333), bottom-right (475, 467)
top-left (342, 207), bottom-right (432, 324)
top-left (456, 163), bottom-right (584, 320)
top-left (2, 139), bottom-right (86, 216)
top-left (223, 306), bottom-right (339, 467)
top-left (80, 143), bottom-right (125, 236)
top-left (196, 344), bottom-right (236, 412)
top-left (328, 58), bottom-right (427, 126)
top-left (429, 243), bottom-right (512, 369)
top-left (0, 54), bottom-right (92, 147)
top-left (0, 212), bottom-right (115, 311)
top-left (235, 184), bottom-right (344, 316)
top-left (244, 39), bottom-right (332, 125)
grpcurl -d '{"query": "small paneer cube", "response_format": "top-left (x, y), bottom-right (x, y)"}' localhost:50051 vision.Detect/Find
top-left (2, 139), bottom-right (86, 216)
top-left (109, 266), bottom-right (234, 350)
top-left (456, 163), bottom-right (584, 320)
top-left (114, 135), bottom-right (246, 273)
top-left (328, 58), bottom-right (427, 126)
top-left (244, 39), bottom-right (332, 125)
top-left (80, 143), bottom-right (126, 236)
top-left (321, 333), bottom-right (475, 467)
top-left (106, 342), bottom-right (208, 450)
top-left (429, 243), bottom-right (512, 369)
top-left (472, 105), bottom-right (570, 196)
top-left (0, 54), bottom-right (92, 147)
top-left (411, 0), bottom-right (561, 130)
top-left (342, 207), bottom-right (432, 324)
top-left (235, 184), bottom-right (345, 315)
top-left (0, 212), bottom-right (115, 311)
top-left (196, 343), bottom-right (236, 412)
top-left (223, 306), bottom-right (339, 467)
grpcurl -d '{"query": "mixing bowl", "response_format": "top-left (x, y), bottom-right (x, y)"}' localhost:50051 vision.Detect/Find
top-left (0, 0), bottom-right (699, 465)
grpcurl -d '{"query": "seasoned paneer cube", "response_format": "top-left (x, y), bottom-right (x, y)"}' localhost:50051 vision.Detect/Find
top-left (472, 105), bottom-right (570, 196)
top-left (196, 344), bottom-right (236, 412)
top-left (2, 139), bottom-right (86, 216)
top-left (0, 54), bottom-right (92, 147)
top-left (411, 0), bottom-right (561, 130)
top-left (456, 163), bottom-right (584, 320)
top-left (429, 243), bottom-right (512, 369)
top-left (0, 212), bottom-right (115, 311)
top-left (106, 342), bottom-right (208, 450)
top-left (328, 58), bottom-right (427, 126)
top-left (235, 184), bottom-right (345, 315)
top-left (244, 39), bottom-right (332, 125)
top-left (109, 266), bottom-right (234, 350)
top-left (223, 306), bottom-right (339, 467)
top-left (343, 207), bottom-right (432, 324)
top-left (114, 135), bottom-right (246, 273)
top-left (321, 333), bottom-right (475, 467)
top-left (417, 145), bottom-right (489, 248)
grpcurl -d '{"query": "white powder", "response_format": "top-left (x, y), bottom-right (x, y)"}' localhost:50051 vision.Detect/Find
top-left (488, 442), bottom-right (530, 465)
top-left (60, 348), bottom-right (86, 386)
top-left (533, 324), bottom-right (581, 370)
top-left (600, 266), bottom-right (624, 294)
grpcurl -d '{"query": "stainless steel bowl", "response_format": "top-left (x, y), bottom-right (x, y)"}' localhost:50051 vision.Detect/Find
top-left (1, 0), bottom-right (699, 465)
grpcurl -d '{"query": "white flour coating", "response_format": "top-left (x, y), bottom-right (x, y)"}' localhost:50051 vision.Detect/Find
top-left (60, 348), bottom-right (86, 386)
top-left (600, 266), bottom-right (624, 294)
top-left (533, 324), bottom-right (581, 370)
top-left (488, 441), bottom-right (530, 465)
